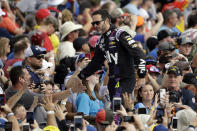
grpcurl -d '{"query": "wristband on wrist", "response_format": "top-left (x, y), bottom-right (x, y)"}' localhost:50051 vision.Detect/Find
top-left (7, 112), bottom-right (14, 118)
top-left (47, 111), bottom-right (54, 115)
top-left (61, 101), bottom-right (66, 105)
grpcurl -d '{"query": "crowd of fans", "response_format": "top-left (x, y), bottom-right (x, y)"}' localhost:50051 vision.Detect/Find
top-left (0, 0), bottom-right (196, 131)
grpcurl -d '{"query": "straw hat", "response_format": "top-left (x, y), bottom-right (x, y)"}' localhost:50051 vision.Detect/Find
top-left (60, 21), bottom-right (82, 41)
top-left (176, 109), bottom-right (197, 131)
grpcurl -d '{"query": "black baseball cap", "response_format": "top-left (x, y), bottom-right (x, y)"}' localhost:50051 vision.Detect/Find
top-left (167, 66), bottom-right (182, 76)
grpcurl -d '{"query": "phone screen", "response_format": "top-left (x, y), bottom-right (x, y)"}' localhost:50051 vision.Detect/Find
top-left (23, 124), bottom-right (30, 131)
top-left (74, 116), bottom-right (83, 130)
top-left (5, 122), bottom-right (12, 131)
top-left (0, 94), bottom-right (5, 106)
top-left (138, 108), bottom-right (147, 114)
top-left (26, 112), bottom-right (34, 124)
top-left (156, 108), bottom-right (164, 117)
top-left (70, 125), bottom-right (74, 131)
top-left (156, 108), bottom-right (164, 123)
top-left (172, 118), bottom-right (178, 129)
top-left (160, 89), bottom-right (166, 99)
top-left (123, 116), bottom-right (134, 123)
top-left (113, 99), bottom-right (121, 112)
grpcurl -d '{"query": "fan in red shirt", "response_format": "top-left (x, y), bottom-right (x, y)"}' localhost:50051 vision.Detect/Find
top-left (162, 0), bottom-right (193, 12)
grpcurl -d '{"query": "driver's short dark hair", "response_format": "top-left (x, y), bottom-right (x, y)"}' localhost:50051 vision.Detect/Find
top-left (92, 9), bottom-right (111, 22)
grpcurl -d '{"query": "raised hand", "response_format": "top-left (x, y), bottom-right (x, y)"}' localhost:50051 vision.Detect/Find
top-left (66, 76), bottom-right (85, 93)
top-left (1, 104), bottom-right (12, 114)
top-left (123, 92), bottom-right (134, 110)
top-left (55, 105), bottom-right (67, 121)
top-left (117, 105), bottom-right (128, 117)
top-left (41, 95), bottom-right (58, 111)
top-left (156, 12), bottom-right (164, 23)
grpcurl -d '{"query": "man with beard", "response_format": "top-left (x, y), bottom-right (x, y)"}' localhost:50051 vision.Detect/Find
top-left (23, 45), bottom-right (46, 87)
top-left (110, 8), bottom-right (125, 28)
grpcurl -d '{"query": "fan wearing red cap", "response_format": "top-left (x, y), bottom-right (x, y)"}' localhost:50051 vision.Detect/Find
top-left (36, 9), bottom-right (51, 24)
top-left (96, 109), bottom-right (114, 130)
top-left (146, 65), bottom-right (160, 79)
top-left (35, 14), bottom-right (59, 52)
top-left (35, 9), bottom-right (60, 53)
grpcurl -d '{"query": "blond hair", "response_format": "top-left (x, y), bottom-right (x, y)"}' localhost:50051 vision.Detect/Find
top-left (0, 37), bottom-right (9, 57)
top-left (62, 9), bottom-right (74, 24)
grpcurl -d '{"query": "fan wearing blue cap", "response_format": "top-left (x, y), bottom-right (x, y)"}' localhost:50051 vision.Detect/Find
top-left (23, 45), bottom-right (46, 86)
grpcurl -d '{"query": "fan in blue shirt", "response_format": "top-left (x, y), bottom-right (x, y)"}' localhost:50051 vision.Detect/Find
top-left (76, 71), bottom-right (104, 116)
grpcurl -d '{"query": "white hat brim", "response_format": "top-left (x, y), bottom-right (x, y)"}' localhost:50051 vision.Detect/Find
top-left (61, 24), bottom-right (82, 41)
top-left (48, 0), bottom-right (64, 6)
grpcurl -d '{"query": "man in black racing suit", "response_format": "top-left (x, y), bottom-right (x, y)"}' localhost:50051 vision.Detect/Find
top-left (69, 9), bottom-right (146, 101)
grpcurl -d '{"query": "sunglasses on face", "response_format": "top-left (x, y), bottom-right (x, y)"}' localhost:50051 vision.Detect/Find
top-left (91, 20), bottom-right (104, 26)
top-left (34, 55), bottom-right (44, 60)
top-left (72, 30), bottom-right (79, 33)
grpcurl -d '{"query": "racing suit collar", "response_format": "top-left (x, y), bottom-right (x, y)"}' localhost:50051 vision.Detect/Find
top-left (103, 24), bottom-right (116, 36)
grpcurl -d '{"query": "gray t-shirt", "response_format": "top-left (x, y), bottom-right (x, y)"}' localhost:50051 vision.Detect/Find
top-left (5, 87), bottom-right (43, 110)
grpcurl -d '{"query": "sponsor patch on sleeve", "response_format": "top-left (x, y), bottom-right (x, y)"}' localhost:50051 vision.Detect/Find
top-left (128, 40), bottom-right (136, 45)
top-left (131, 43), bottom-right (137, 48)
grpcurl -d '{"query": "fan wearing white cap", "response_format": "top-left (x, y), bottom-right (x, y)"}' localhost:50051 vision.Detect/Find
top-left (23, 46), bottom-right (47, 86)
top-left (56, 21), bottom-right (82, 64)
top-left (48, 0), bottom-right (64, 6)
top-left (47, 0), bottom-right (64, 18)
